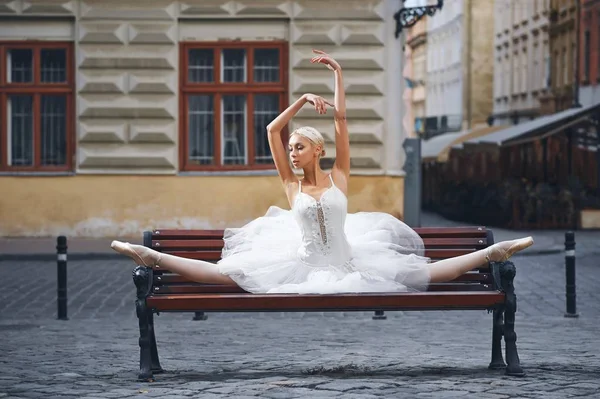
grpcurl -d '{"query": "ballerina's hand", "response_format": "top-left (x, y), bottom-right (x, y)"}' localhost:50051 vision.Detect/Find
top-left (304, 93), bottom-right (334, 115)
top-left (310, 49), bottom-right (342, 71)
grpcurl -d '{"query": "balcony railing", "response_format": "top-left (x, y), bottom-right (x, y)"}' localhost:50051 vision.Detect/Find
top-left (417, 114), bottom-right (462, 140)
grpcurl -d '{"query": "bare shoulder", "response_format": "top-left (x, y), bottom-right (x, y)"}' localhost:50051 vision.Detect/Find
top-left (283, 178), bottom-right (301, 205)
top-left (330, 166), bottom-right (349, 194)
top-left (282, 175), bottom-right (300, 189)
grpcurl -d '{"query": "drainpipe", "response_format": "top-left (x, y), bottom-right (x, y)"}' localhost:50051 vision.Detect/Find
top-left (572, 0), bottom-right (581, 108)
top-left (464, 0), bottom-right (472, 129)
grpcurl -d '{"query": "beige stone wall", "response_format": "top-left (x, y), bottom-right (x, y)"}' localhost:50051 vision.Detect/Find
top-left (0, 175), bottom-right (404, 237)
top-left (465, 0), bottom-right (494, 127)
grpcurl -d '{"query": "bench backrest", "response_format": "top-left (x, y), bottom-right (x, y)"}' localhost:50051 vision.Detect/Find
top-left (144, 227), bottom-right (495, 295)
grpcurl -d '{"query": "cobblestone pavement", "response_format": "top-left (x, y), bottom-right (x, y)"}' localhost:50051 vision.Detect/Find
top-left (1, 251), bottom-right (600, 398)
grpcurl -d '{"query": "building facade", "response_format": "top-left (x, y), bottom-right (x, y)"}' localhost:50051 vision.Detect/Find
top-left (539, 0), bottom-right (579, 113)
top-left (406, 18), bottom-right (427, 137)
top-left (0, 0), bottom-right (407, 237)
top-left (492, 0), bottom-right (551, 125)
top-left (425, 0), bottom-right (494, 139)
top-left (579, 0), bottom-right (600, 106)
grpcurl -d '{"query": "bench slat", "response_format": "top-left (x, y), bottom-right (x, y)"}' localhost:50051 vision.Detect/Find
top-left (152, 230), bottom-right (224, 239)
top-left (152, 283), bottom-right (494, 295)
top-left (411, 227), bottom-right (487, 237)
top-left (159, 251), bottom-right (222, 261)
top-left (153, 240), bottom-right (224, 249)
top-left (152, 237), bottom-right (487, 250)
top-left (150, 227), bottom-right (488, 240)
top-left (146, 291), bottom-right (505, 312)
top-left (154, 272), bottom-right (493, 285)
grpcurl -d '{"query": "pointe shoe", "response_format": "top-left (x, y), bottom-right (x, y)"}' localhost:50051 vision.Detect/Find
top-left (485, 236), bottom-right (534, 263)
top-left (111, 240), bottom-right (162, 268)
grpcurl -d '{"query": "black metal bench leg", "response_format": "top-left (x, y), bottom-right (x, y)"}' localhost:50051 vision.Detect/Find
top-left (488, 308), bottom-right (506, 370)
top-left (149, 312), bottom-right (163, 374)
top-left (133, 266), bottom-right (154, 381)
top-left (499, 262), bottom-right (525, 377)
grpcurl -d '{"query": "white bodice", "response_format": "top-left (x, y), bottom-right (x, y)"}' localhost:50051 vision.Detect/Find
top-left (292, 175), bottom-right (352, 267)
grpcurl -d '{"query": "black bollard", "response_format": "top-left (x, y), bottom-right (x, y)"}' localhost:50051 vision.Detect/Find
top-left (564, 231), bottom-right (579, 318)
top-left (57, 236), bottom-right (68, 320)
top-left (372, 310), bottom-right (386, 320)
top-left (193, 311), bottom-right (208, 321)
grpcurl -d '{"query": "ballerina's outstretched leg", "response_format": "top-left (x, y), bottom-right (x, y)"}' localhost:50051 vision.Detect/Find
top-left (111, 241), bottom-right (237, 286)
top-left (427, 237), bottom-right (534, 283)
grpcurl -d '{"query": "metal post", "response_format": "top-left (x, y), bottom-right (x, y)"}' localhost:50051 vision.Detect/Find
top-left (564, 231), bottom-right (578, 318)
top-left (403, 137), bottom-right (422, 227)
top-left (372, 310), bottom-right (387, 320)
top-left (193, 311), bottom-right (208, 321)
top-left (57, 236), bottom-right (68, 320)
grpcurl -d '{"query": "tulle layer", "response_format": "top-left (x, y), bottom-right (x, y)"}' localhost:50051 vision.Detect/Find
top-left (217, 206), bottom-right (432, 294)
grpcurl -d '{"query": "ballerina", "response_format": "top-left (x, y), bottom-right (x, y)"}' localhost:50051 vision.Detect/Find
top-left (111, 49), bottom-right (533, 294)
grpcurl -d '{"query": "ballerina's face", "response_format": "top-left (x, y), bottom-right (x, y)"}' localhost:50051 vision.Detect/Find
top-left (288, 134), bottom-right (322, 169)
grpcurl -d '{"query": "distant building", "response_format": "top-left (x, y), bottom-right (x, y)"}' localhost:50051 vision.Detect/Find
top-left (425, 0), bottom-right (494, 139)
top-left (491, 0), bottom-right (551, 125)
top-left (539, 0), bottom-right (579, 113)
top-left (579, 0), bottom-right (600, 106)
top-left (406, 18), bottom-right (427, 138)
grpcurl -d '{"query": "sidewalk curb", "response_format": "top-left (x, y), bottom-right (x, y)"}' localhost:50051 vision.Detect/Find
top-left (520, 248), bottom-right (563, 256)
top-left (0, 253), bottom-right (121, 261)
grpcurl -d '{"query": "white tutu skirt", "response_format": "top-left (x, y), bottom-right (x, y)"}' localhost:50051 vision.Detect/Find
top-left (217, 206), bottom-right (432, 294)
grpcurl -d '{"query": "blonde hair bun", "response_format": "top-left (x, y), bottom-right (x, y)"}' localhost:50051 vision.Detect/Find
top-left (291, 126), bottom-right (325, 157)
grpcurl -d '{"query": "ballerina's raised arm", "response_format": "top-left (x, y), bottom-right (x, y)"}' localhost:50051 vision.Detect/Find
top-left (266, 83), bottom-right (333, 187)
top-left (310, 49), bottom-right (350, 190)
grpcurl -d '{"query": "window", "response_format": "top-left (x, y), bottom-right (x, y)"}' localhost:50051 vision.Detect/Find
top-left (562, 48), bottom-right (568, 87)
top-left (532, 43), bottom-right (539, 91)
top-left (504, 53), bottom-right (511, 96)
top-left (544, 46), bottom-right (551, 88)
top-left (0, 42), bottom-right (74, 171)
top-left (180, 42), bottom-right (287, 171)
top-left (521, 46), bottom-right (528, 93)
top-left (495, 55), bottom-right (502, 98)
top-left (512, 50), bottom-right (519, 94)
top-left (554, 50), bottom-right (560, 87)
top-left (583, 30), bottom-right (591, 82)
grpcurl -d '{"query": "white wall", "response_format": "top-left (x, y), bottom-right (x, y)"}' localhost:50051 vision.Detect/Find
top-left (425, 0), bottom-right (463, 120)
top-left (493, 0), bottom-right (550, 124)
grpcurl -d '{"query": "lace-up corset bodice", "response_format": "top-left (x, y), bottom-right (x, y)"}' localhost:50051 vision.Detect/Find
top-left (292, 175), bottom-right (352, 266)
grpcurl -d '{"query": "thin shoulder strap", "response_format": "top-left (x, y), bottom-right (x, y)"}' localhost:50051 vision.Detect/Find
top-left (298, 179), bottom-right (302, 193)
top-left (328, 174), bottom-right (335, 187)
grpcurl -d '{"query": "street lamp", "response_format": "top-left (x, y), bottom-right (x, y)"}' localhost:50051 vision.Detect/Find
top-left (395, 0), bottom-right (443, 228)
top-left (394, 0), bottom-right (444, 38)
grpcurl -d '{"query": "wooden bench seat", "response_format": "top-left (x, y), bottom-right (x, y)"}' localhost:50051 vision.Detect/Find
top-left (131, 226), bottom-right (524, 381)
top-left (147, 291), bottom-right (506, 312)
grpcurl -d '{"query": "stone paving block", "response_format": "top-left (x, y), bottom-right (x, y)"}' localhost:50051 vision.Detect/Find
top-left (470, 394), bottom-right (510, 399)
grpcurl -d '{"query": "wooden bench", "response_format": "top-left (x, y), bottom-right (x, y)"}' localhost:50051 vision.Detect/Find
top-left (132, 226), bottom-right (524, 381)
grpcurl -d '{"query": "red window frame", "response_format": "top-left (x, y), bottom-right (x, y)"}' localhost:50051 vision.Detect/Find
top-left (179, 41), bottom-right (288, 171)
top-left (0, 41), bottom-right (75, 172)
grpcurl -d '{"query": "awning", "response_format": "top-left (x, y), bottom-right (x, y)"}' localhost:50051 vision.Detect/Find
top-left (468, 102), bottom-right (600, 147)
top-left (421, 125), bottom-right (506, 162)
top-left (421, 131), bottom-right (465, 161)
